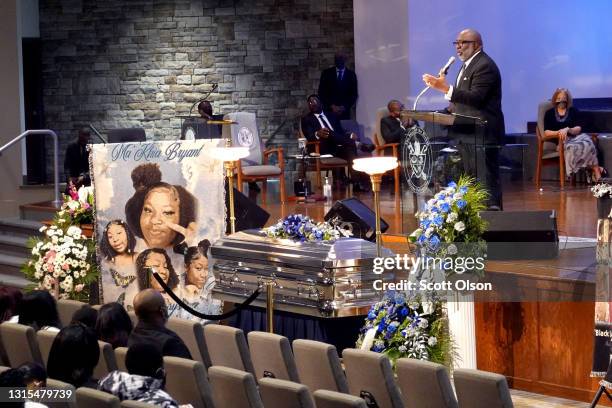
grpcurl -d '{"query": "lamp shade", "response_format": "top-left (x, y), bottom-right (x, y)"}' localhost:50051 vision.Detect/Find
top-left (352, 156), bottom-right (398, 175)
top-left (213, 146), bottom-right (250, 162)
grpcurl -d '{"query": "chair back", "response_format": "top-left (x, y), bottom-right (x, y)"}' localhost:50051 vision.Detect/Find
top-left (342, 348), bottom-right (404, 408)
top-left (395, 358), bottom-right (457, 408)
top-left (223, 112), bottom-right (263, 166)
top-left (75, 387), bottom-right (120, 408)
top-left (248, 331), bottom-right (299, 381)
top-left (167, 317), bottom-right (211, 368)
top-left (293, 339), bottom-right (348, 393)
top-left (203, 324), bottom-right (255, 376)
top-left (537, 100), bottom-right (554, 139)
top-left (46, 378), bottom-right (77, 408)
top-left (120, 401), bottom-right (157, 407)
top-left (259, 377), bottom-right (315, 408)
top-left (114, 347), bottom-right (128, 372)
top-left (57, 299), bottom-right (87, 327)
top-left (93, 341), bottom-right (118, 380)
top-left (374, 107), bottom-right (389, 147)
top-left (208, 366), bottom-right (264, 408)
top-left (313, 389), bottom-right (368, 408)
top-left (163, 356), bottom-right (214, 408)
top-left (37, 329), bottom-right (59, 368)
top-left (453, 369), bottom-right (514, 408)
top-left (0, 322), bottom-right (43, 367)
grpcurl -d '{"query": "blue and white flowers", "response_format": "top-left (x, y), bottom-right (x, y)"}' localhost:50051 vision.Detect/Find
top-left (356, 291), bottom-right (451, 366)
top-left (263, 214), bottom-right (344, 243)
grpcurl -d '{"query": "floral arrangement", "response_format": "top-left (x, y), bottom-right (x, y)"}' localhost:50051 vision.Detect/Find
top-left (409, 177), bottom-right (488, 276)
top-left (22, 183), bottom-right (98, 301)
top-left (263, 214), bottom-right (344, 243)
top-left (356, 291), bottom-right (452, 367)
top-left (57, 183), bottom-right (95, 226)
top-left (22, 224), bottom-right (98, 301)
top-left (592, 183), bottom-right (612, 198)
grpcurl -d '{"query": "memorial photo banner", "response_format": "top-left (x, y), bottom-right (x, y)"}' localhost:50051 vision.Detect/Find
top-left (90, 140), bottom-right (225, 320)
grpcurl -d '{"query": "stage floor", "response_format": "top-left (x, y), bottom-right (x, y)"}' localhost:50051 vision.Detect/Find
top-left (251, 179), bottom-right (598, 239)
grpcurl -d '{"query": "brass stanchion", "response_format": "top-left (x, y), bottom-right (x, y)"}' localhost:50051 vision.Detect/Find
top-left (214, 139), bottom-right (249, 235)
top-left (265, 280), bottom-right (275, 333)
top-left (370, 173), bottom-right (383, 257)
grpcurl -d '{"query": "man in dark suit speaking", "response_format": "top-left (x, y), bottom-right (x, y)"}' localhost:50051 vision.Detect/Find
top-left (318, 52), bottom-right (358, 120)
top-left (422, 28), bottom-right (505, 210)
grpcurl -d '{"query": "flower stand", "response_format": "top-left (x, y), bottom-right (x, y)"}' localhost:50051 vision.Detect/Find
top-left (447, 291), bottom-right (477, 369)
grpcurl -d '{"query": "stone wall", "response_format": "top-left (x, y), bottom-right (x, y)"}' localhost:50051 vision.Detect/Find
top-left (39, 0), bottom-right (354, 177)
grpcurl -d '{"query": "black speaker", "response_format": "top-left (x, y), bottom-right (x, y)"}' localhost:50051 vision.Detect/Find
top-left (480, 210), bottom-right (559, 260)
top-left (225, 185), bottom-right (270, 234)
top-left (107, 128), bottom-right (146, 143)
top-left (324, 198), bottom-right (388, 242)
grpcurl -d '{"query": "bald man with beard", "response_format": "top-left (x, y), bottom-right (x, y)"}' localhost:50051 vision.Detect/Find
top-left (128, 289), bottom-right (192, 359)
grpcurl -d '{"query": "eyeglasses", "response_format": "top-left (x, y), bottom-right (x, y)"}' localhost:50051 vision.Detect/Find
top-left (452, 40), bottom-right (476, 47)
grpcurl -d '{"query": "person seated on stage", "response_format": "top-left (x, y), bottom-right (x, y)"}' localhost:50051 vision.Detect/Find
top-left (128, 289), bottom-right (192, 359)
top-left (543, 88), bottom-right (605, 182)
top-left (98, 343), bottom-right (179, 407)
top-left (95, 302), bottom-right (133, 349)
top-left (63, 127), bottom-right (91, 189)
top-left (18, 290), bottom-right (61, 332)
top-left (47, 323), bottom-right (100, 388)
top-left (380, 100), bottom-right (415, 144)
top-left (301, 94), bottom-right (368, 191)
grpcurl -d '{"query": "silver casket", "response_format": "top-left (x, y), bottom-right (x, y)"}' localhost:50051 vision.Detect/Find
top-left (210, 230), bottom-right (395, 317)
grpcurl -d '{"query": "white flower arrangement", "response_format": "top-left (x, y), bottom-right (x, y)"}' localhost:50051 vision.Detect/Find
top-left (23, 224), bottom-right (98, 301)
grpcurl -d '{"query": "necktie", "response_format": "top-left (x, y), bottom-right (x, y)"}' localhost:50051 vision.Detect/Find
top-left (337, 69), bottom-right (343, 81)
top-left (318, 114), bottom-right (334, 131)
top-left (456, 63), bottom-right (466, 86)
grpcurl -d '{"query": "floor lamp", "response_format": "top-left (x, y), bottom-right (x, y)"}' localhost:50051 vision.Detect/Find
top-left (353, 157), bottom-right (399, 257)
top-left (213, 140), bottom-right (250, 234)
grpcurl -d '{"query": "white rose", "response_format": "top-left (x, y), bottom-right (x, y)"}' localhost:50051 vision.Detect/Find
top-left (424, 227), bottom-right (434, 238)
top-left (447, 244), bottom-right (458, 255)
top-left (454, 221), bottom-right (465, 232)
top-left (428, 336), bottom-right (438, 347)
top-left (447, 212), bottom-right (458, 223)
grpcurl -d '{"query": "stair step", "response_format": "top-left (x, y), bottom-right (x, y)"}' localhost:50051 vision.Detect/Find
top-left (0, 273), bottom-right (31, 289)
top-left (0, 218), bottom-right (43, 238)
top-left (0, 235), bottom-right (31, 256)
top-left (0, 253), bottom-right (30, 289)
top-left (20, 201), bottom-right (59, 222)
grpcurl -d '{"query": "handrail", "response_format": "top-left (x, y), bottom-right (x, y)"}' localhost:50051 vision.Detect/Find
top-left (0, 129), bottom-right (60, 206)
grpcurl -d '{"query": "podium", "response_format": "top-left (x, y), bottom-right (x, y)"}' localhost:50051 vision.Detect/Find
top-left (179, 115), bottom-right (227, 139)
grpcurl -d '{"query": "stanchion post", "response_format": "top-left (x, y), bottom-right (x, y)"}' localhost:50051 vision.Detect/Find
top-left (265, 280), bottom-right (274, 333)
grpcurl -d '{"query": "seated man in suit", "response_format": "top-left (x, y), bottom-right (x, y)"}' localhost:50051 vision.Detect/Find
top-left (380, 100), bottom-right (414, 144)
top-left (301, 94), bottom-right (367, 191)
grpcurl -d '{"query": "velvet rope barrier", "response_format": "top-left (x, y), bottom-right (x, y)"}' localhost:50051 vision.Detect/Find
top-left (147, 268), bottom-right (261, 320)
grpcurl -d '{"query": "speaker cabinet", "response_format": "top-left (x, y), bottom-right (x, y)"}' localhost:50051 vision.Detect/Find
top-left (225, 185), bottom-right (270, 234)
top-left (324, 198), bottom-right (388, 242)
top-left (480, 210), bottom-right (559, 260)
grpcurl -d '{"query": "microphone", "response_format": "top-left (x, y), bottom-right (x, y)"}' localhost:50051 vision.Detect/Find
top-left (439, 56), bottom-right (456, 76)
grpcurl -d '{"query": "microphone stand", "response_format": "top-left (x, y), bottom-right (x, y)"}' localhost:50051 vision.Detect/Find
top-left (188, 83), bottom-right (218, 117)
top-left (88, 124), bottom-right (108, 144)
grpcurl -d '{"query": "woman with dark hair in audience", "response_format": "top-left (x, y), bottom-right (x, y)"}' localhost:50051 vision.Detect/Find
top-left (95, 302), bottom-right (133, 349)
top-left (18, 290), bottom-right (60, 332)
top-left (0, 286), bottom-right (23, 323)
top-left (17, 362), bottom-right (47, 389)
top-left (47, 323), bottom-right (100, 388)
top-left (70, 305), bottom-right (98, 329)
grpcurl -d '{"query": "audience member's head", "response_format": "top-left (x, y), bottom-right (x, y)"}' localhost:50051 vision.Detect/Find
top-left (307, 94), bottom-right (323, 114)
top-left (78, 127), bottom-right (91, 145)
top-left (17, 362), bottom-right (47, 389)
top-left (133, 289), bottom-right (168, 326)
top-left (126, 343), bottom-right (165, 380)
top-left (71, 305), bottom-right (98, 329)
top-left (0, 368), bottom-right (26, 408)
top-left (47, 323), bottom-right (100, 388)
top-left (95, 302), bottom-right (133, 349)
top-left (197, 100), bottom-right (213, 120)
top-left (387, 100), bottom-right (402, 119)
top-left (0, 286), bottom-right (23, 322)
top-left (18, 290), bottom-right (61, 331)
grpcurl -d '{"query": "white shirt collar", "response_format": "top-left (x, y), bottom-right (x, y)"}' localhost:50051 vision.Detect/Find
top-left (462, 50), bottom-right (482, 69)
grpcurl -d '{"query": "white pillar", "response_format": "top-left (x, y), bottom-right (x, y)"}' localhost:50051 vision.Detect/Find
top-left (446, 291), bottom-right (477, 369)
